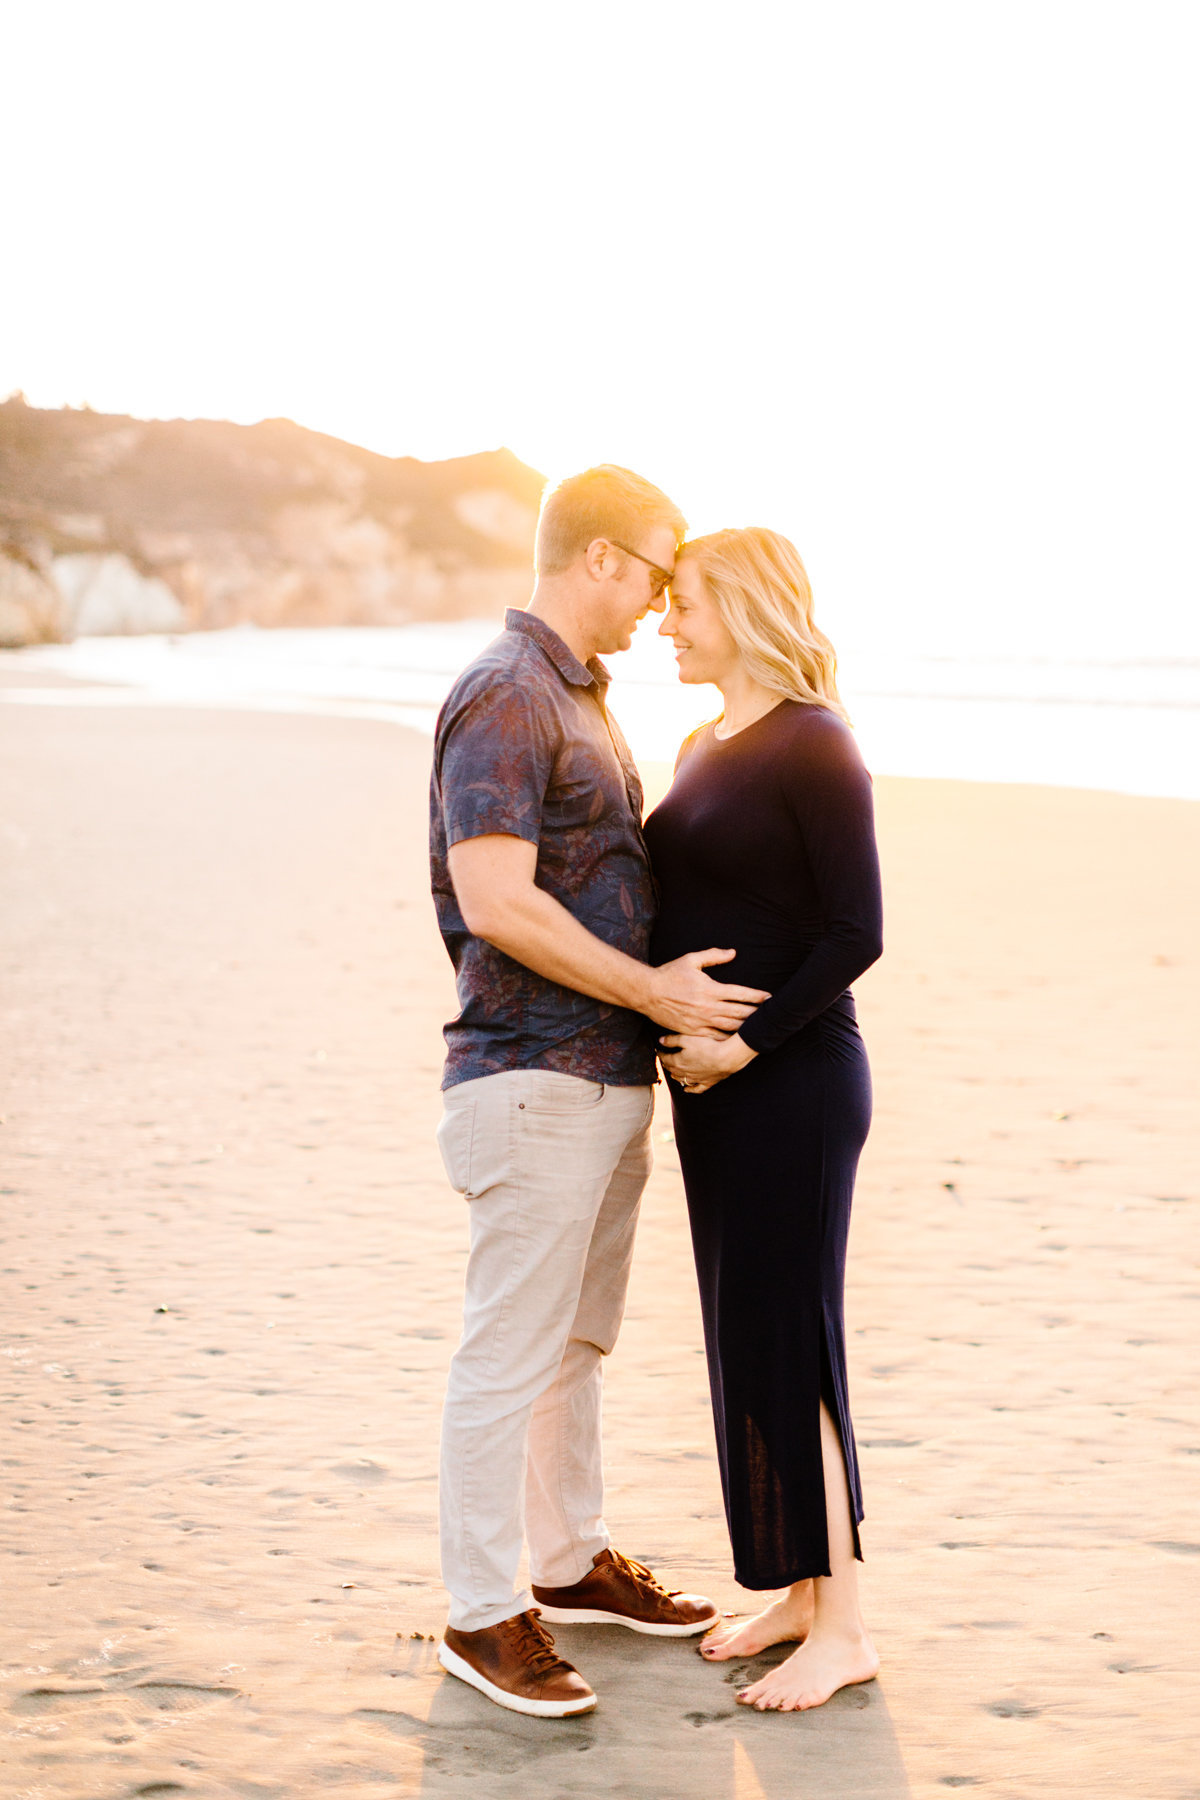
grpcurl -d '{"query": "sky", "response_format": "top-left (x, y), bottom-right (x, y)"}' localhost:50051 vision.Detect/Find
top-left (3, 0), bottom-right (1198, 659)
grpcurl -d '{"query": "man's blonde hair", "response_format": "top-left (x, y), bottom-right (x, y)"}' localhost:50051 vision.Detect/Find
top-left (536, 465), bottom-right (687, 576)
top-left (680, 527), bottom-right (849, 723)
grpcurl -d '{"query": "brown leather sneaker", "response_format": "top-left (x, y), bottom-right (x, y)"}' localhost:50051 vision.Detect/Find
top-left (532, 1549), bottom-right (719, 1637)
top-left (438, 1608), bottom-right (596, 1717)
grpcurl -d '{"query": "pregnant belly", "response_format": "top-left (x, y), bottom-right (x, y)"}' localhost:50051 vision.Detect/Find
top-left (650, 927), bottom-right (820, 995)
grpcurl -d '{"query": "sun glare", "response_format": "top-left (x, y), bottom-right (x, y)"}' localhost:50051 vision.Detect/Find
top-left (2, 3), bottom-right (1197, 660)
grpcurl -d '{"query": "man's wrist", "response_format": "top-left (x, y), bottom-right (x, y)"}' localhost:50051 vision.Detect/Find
top-left (633, 961), bottom-right (662, 1016)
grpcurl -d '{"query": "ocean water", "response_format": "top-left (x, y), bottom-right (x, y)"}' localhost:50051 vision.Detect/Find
top-left (3, 622), bottom-right (1198, 802)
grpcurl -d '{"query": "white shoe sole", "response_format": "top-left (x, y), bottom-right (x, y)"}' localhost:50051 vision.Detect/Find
top-left (533, 1605), bottom-right (718, 1637)
top-left (437, 1642), bottom-right (597, 1716)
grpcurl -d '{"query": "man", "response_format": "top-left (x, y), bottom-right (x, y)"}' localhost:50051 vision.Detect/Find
top-left (428, 465), bottom-right (768, 1718)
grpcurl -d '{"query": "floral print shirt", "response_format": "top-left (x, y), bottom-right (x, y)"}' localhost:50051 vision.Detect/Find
top-left (430, 608), bottom-right (657, 1090)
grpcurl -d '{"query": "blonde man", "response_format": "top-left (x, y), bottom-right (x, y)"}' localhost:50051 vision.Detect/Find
top-left (429, 467), bottom-right (768, 1716)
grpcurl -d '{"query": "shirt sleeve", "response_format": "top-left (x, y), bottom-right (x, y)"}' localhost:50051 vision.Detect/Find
top-left (736, 712), bottom-right (884, 1055)
top-left (436, 672), bottom-right (557, 849)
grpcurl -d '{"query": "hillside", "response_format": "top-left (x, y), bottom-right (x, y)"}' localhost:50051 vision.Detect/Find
top-left (0, 399), bottom-right (545, 645)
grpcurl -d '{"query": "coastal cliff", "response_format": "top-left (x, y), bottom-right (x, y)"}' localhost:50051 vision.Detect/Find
top-left (0, 398), bottom-right (544, 646)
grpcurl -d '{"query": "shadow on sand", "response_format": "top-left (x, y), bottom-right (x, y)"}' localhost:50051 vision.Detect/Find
top-left (378, 1627), bottom-right (912, 1799)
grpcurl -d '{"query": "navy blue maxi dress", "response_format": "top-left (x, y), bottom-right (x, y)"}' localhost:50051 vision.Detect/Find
top-left (643, 699), bottom-right (883, 1588)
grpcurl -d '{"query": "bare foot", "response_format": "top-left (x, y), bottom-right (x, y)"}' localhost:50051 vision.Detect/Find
top-left (699, 1584), bottom-right (814, 1661)
top-left (736, 1629), bottom-right (879, 1710)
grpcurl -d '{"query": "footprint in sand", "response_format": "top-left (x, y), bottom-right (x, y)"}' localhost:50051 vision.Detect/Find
top-left (14, 1679), bottom-right (241, 1717)
top-left (13, 1687), bottom-right (107, 1713)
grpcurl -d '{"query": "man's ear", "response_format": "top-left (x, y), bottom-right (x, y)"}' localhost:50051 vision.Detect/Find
top-left (583, 538), bottom-right (615, 583)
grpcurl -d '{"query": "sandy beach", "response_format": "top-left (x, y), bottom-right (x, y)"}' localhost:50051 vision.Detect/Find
top-left (2, 685), bottom-right (1197, 1799)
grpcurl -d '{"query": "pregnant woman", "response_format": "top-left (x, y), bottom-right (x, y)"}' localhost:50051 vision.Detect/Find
top-left (644, 527), bottom-right (883, 1712)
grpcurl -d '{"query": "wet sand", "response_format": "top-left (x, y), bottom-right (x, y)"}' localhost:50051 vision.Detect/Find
top-left (1, 690), bottom-right (1197, 1798)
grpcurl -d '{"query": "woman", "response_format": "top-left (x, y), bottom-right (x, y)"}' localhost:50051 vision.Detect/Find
top-left (643, 527), bottom-right (883, 1712)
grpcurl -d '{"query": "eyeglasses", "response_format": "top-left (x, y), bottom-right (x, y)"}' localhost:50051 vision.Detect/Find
top-left (609, 540), bottom-right (675, 599)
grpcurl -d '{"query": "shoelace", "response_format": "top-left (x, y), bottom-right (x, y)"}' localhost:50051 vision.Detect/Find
top-left (498, 1609), bottom-right (570, 1677)
top-left (608, 1550), bottom-right (681, 1601)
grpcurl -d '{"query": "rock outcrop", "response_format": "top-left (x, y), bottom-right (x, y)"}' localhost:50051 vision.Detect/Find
top-left (0, 545), bottom-right (62, 648)
top-left (0, 398), bottom-right (545, 646)
top-left (51, 553), bottom-right (187, 637)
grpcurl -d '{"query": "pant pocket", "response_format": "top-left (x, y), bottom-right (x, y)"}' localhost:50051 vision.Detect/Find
top-left (436, 1098), bottom-right (475, 1195)
top-left (461, 1109), bottom-right (514, 1199)
top-left (439, 1082), bottom-right (518, 1200)
top-left (522, 1071), bottom-right (607, 1112)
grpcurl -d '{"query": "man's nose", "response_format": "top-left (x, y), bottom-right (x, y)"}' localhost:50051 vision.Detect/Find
top-left (649, 590), bottom-right (668, 614)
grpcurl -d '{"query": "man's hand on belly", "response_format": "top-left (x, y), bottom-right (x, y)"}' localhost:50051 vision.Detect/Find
top-left (642, 948), bottom-right (770, 1035)
top-left (448, 835), bottom-right (769, 1032)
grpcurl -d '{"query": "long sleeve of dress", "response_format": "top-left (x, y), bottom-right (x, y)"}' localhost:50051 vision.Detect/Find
top-left (735, 713), bottom-right (883, 1056)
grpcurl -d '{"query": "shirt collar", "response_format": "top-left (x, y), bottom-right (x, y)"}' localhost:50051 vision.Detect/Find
top-left (505, 607), bottom-right (611, 691)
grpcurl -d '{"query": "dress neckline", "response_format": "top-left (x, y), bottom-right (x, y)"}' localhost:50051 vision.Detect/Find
top-left (711, 698), bottom-right (788, 743)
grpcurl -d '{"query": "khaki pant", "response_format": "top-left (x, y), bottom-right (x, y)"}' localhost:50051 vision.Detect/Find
top-left (436, 1069), bottom-right (654, 1632)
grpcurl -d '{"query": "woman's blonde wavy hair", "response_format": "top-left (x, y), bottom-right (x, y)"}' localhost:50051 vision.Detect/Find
top-left (679, 527), bottom-right (849, 724)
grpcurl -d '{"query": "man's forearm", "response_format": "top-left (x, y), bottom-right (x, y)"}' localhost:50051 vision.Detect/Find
top-left (449, 835), bottom-right (766, 1035)
top-left (474, 883), bottom-right (655, 1012)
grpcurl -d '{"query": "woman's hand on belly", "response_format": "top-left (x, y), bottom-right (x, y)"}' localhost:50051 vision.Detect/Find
top-left (657, 1030), bottom-right (758, 1095)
